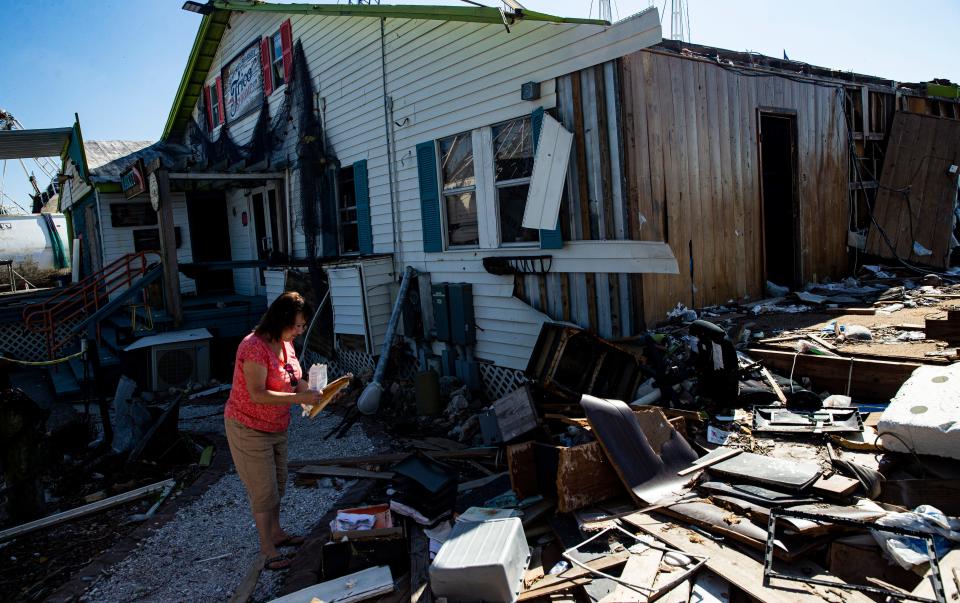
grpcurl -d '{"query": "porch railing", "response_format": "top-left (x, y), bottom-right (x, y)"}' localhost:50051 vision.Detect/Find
top-left (23, 251), bottom-right (161, 358)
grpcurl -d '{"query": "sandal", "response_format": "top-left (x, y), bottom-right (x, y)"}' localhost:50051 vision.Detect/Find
top-left (264, 555), bottom-right (292, 571)
top-left (275, 535), bottom-right (306, 548)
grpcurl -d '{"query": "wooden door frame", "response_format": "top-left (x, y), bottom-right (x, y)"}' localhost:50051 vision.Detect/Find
top-left (756, 108), bottom-right (802, 289)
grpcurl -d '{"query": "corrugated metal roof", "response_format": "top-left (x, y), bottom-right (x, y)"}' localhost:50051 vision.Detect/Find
top-left (0, 127), bottom-right (73, 160)
top-left (85, 140), bottom-right (189, 183)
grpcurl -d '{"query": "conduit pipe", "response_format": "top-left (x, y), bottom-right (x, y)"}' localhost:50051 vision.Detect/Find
top-left (357, 265), bottom-right (418, 414)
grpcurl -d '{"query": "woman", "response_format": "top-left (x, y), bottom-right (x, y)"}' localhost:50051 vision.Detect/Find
top-left (224, 291), bottom-right (323, 571)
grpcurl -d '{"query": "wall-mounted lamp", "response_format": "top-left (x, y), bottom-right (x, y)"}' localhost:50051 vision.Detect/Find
top-left (182, 1), bottom-right (214, 15)
top-left (56, 173), bottom-right (74, 185)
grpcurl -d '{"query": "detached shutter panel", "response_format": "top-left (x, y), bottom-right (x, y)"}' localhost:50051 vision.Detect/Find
top-left (260, 37), bottom-right (273, 96)
top-left (215, 77), bottom-right (225, 125)
top-left (354, 160), bottom-right (372, 254)
top-left (533, 107), bottom-right (562, 249)
top-left (416, 141), bottom-right (443, 253)
top-left (280, 19), bottom-right (293, 83)
top-left (204, 86), bottom-right (214, 131)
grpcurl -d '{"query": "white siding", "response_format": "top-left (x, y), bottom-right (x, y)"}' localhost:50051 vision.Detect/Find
top-left (361, 256), bottom-right (396, 351)
top-left (328, 265), bottom-right (368, 347)
top-left (265, 268), bottom-right (287, 307)
top-left (185, 8), bottom-right (661, 369)
top-left (98, 192), bottom-right (196, 295)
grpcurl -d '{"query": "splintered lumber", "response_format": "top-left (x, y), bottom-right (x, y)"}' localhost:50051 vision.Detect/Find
top-left (296, 465), bottom-right (395, 480)
top-left (623, 513), bottom-right (874, 603)
top-left (0, 479), bottom-right (175, 543)
top-left (761, 367), bottom-right (788, 404)
top-left (288, 448), bottom-right (496, 468)
top-left (925, 318), bottom-right (960, 344)
top-left (824, 307), bottom-right (876, 315)
top-left (746, 348), bottom-right (919, 401)
top-left (229, 554), bottom-right (266, 603)
top-left (519, 552), bottom-right (630, 601)
top-left (911, 549), bottom-right (960, 601)
top-left (267, 566), bottom-right (394, 603)
top-left (410, 526), bottom-right (433, 603)
top-left (599, 548), bottom-right (664, 603)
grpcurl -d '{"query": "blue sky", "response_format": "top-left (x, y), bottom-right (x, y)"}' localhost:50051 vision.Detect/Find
top-left (2, 0), bottom-right (958, 210)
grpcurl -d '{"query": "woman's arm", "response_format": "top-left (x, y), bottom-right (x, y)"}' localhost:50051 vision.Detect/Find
top-left (243, 360), bottom-right (319, 406)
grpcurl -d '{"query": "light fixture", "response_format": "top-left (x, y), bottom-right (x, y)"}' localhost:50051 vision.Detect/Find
top-left (182, 1), bottom-right (214, 15)
top-left (56, 173), bottom-right (74, 185)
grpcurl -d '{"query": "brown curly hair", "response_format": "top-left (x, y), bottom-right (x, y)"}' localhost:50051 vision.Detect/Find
top-left (254, 291), bottom-right (309, 341)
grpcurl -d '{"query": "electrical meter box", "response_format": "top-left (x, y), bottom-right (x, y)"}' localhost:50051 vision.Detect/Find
top-left (431, 283), bottom-right (451, 342)
top-left (447, 283), bottom-right (476, 345)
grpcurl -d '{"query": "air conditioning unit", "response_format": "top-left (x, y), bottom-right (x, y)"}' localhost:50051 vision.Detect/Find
top-left (125, 328), bottom-right (212, 392)
top-left (152, 340), bottom-right (210, 392)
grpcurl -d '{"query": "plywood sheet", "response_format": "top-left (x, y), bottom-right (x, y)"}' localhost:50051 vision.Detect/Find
top-left (865, 112), bottom-right (960, 268)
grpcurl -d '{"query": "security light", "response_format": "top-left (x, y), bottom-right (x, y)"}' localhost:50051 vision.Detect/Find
top-left (182, 1), bottom-right (214, 15)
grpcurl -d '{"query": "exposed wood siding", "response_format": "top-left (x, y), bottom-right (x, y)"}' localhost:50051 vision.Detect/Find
top-left (621, 49), bottom-right (848, 323)
top-left (99, 192), bottom-right (196, 295)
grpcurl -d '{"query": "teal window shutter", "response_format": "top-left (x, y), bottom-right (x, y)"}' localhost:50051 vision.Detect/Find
top-left (532, 107), bottom-right (562, 249)
top-left (354, 159), bottom-right (372, 254)
top-left (417, 141), bottom-right (443, 252)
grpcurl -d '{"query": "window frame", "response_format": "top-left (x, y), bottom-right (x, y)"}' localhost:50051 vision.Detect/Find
top-left (491, 116), bottom-right (538, 248)
top-left (437, 130), bottom-right (480, 250)
top-left (337, 165), bottom-right (360, 255)
top-left (269, 30), bottom-right (285, 90)
top-left (209, 83), bottom-right (222, 127)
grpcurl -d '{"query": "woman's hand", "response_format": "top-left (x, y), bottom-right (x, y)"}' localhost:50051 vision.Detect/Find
top-left (298, 390), bottom-right (323, 406)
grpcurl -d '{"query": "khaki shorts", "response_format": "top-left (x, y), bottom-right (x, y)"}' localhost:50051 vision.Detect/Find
top-left (224, 418), bottom-right (288, 513)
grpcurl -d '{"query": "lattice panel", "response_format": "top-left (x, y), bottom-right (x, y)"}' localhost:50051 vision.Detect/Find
top-left (301, 348), bottom-right (375, 381)
top-left (0, 319), bottom-right (82, 362)
top-left (479, 362), bottom-right (527, 401)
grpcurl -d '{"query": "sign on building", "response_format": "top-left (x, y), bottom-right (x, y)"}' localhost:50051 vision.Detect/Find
top-left (222, 39), bottom-right (264, 123)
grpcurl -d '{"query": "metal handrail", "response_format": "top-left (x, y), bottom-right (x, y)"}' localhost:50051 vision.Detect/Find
top-left (22, 251), bottom-right (161, 357)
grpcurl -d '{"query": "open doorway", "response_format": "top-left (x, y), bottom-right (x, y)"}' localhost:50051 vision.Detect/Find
top-left (186, 190), bottom-right (233, 295)
top-left (758, 112), bottom-right (800, 289)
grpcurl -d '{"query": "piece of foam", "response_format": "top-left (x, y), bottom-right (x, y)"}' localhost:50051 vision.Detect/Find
top-left (878, 362), bottom-right (960, 460)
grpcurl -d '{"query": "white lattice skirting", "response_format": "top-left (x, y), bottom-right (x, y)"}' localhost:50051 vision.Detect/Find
top-left (479, 362), bottom-right (527, 401)
top-left (0, 319), bottom-right (82, 362)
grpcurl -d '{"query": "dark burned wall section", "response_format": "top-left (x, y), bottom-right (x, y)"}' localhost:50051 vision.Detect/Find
top-left (513, 61), bottom-right (647, 340)
top-left (621, 49), bottom-right (849, 323)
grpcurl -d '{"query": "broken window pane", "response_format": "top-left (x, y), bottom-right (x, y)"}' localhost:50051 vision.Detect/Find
top-left (439, 133), bottom-right (475, 191)
top-left (493, 118), bottom-right (533, 182)
top-left (497, 184), bottom-right (538, 244)
top-left (445, 191), bottom-right (479, 246)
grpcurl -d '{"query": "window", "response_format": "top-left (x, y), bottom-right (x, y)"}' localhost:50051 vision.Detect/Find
top-left (439, 131), bottom-right (478, 247)
top-left (206, 80), bottom-right (222, 129)
top-left (492, 117), bottom-right (538, 244)
top-left (337, 166), bottom-right (359, 254)
top-left (110, 203), bottom-right (158, 228)
top-left (132, 227), bottom-right (181, 252)
top-left (270, 31), bottom-right (285, 89)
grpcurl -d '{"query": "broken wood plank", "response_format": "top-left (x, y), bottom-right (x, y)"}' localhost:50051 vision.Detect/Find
top-left (267, 565), bottom-right (394, 603)
top-left (677, 448), bottom-right (741, 476)
top-left (229, 553), bottom-right (265, 603)
top-left (690, 571), bottom-right (731, 603)
top-left (409, 526), bottom-right (433, 603)
top-left (807, 334), bottom-right (839, 354)
top-left (747, 348), bottom-right (919, 401)
top-left (600, 548), bottom-right (664, 603)
top-left (811, 474), bottom-right (860, 497)
top-left (623, 513), bottom-right (874, 603)
top-left (911, 548), bottom-right (960, 601)
top-left (925, 318), bottom-right (960, 343)
top-left (296, 466), bottom-right (395, 480)
top-left (0, 479), bottom-right (175, 543)
top-left (519, 553), bottom-right (630, 601)
top-left (761, 366), bottom-right (788, 404)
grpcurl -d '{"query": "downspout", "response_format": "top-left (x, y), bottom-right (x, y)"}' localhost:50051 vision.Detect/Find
top-left (380, 17), bottom-right (401, 272)
top-left (284, 167), bottom-right (294, 259)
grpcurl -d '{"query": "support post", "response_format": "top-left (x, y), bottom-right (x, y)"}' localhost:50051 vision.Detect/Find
top-left (153, 168), bottom-right (183, 326)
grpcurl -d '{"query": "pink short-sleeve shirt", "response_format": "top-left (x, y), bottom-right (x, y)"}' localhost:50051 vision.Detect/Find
top-left (224, 332), bottom-right (301, 432)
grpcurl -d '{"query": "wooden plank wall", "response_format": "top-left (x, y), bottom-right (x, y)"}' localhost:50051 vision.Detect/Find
top-left (621, 49), bottom-right (849, 323)
top-left (863, 112), bottom-right (960, 268)
top-left (514, 50), bottom-right (850, 333)
top-left (512, 61), bottom-right (646, 340)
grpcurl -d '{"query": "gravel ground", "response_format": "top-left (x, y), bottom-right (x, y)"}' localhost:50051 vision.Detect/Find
top-left (80, 404), bottom-right (386, 603)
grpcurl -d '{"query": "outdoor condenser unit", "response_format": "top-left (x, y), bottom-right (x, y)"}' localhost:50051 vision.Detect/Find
top-left (125, 328), bottom-right (212, 392)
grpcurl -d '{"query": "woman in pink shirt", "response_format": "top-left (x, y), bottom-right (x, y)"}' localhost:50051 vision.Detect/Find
top-left (224, 291), bottom-right (322, 571)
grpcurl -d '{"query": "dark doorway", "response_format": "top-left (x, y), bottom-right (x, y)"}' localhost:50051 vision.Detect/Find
top-left (759, 112), bottom-right (800, 289)
top-left (186, 190), bottom-right (233, 295)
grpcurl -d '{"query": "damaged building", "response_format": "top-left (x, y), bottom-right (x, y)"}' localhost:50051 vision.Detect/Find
top-left (1, 1), bottom-right (960, 602)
